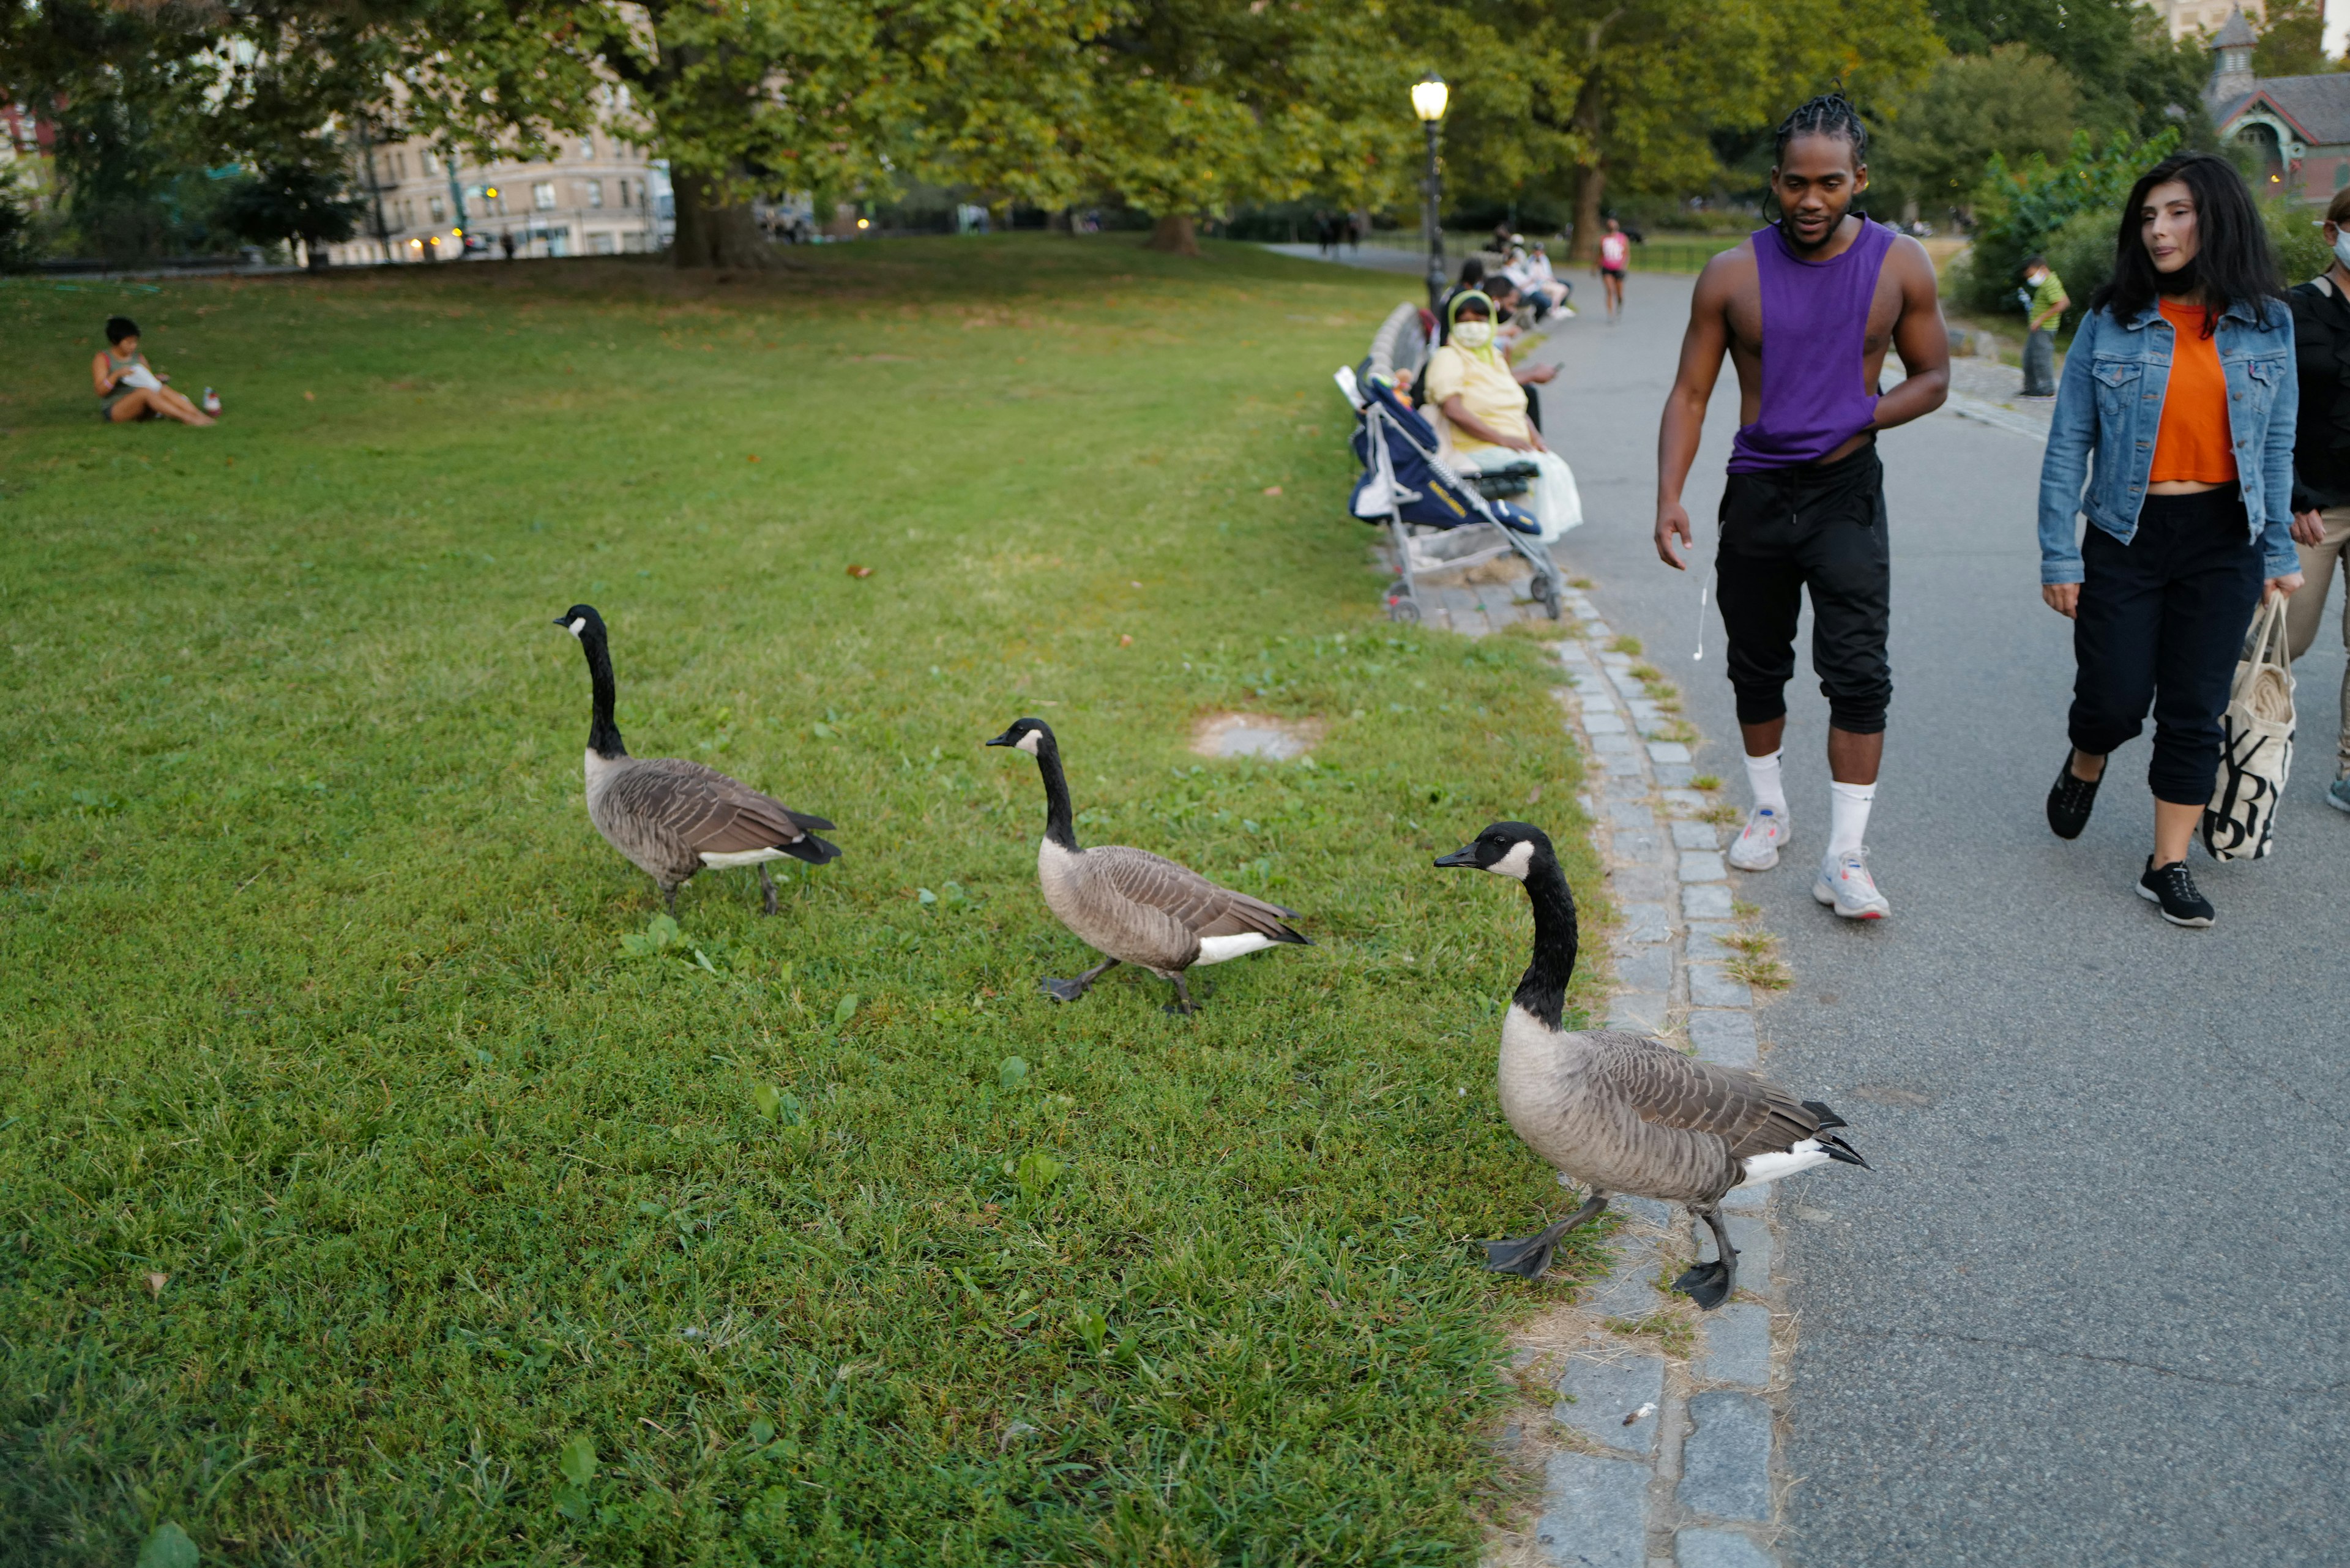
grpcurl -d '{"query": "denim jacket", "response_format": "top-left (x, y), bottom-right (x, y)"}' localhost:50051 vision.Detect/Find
top-left (2037, 296), bottom-right (2300, 584)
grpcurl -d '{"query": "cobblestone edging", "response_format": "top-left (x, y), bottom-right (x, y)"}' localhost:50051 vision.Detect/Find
top-left (1497, 586), bottom-right (1792, 1568)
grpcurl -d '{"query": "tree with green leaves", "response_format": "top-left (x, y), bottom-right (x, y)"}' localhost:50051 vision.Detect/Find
top-left (0, 0), bottom-right (398, 263)
top-left (218, 163), bottom-right (366, 268)
top-left (1925, 0), bottom-right (2209, 142)
top-left (1411, 0), bottom-right (1939, 259)
top-left (2252, 0), bottom-right (2338, 78)
top-left (1867, 44), bottom-right (2081, 222)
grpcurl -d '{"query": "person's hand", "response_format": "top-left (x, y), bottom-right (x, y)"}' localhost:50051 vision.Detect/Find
top-left (1501, 433), bottom-right (1537, 454)
top-left (157, 373), bottom-right (170, 384)
top-left (1524, 363), bottom-right (1559, 384)
top-left (2043, 583), bottom-right (2081, 619)
top-left (2264, 571), bottom-right (2305, 604)
top-left (2292, 509), bottom-right (2327, 545)
top-left (1655, 501), bottom-right (1692, 570)
top-left (1526, 428), bottom-right (1548, 454)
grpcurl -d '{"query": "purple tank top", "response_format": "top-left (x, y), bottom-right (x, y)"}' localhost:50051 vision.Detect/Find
top-left (1727, 218), bottom-right (1896, 472)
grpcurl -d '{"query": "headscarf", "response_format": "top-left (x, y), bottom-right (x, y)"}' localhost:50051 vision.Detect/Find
top-left (1445, 288), bottom-right (1499, 365)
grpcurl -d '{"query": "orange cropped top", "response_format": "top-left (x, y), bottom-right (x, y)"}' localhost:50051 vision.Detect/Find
top-left (2149, 297), bottom-right (2238, 485)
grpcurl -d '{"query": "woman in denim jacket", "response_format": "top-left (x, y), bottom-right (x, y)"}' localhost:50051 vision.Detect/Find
top-left (2037, 152), bottom-right (2305, 927)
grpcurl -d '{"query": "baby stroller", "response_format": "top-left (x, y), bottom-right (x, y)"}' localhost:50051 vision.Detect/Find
top-left (1336, 366), bottom-right (1565, 624)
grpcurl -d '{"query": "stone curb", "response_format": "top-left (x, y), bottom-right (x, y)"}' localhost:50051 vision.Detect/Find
top-left (1521, 594), bottom-right (1789, 1568)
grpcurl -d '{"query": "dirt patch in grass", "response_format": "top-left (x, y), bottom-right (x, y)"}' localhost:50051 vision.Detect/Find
top-left (1190, 710), bottom-right (1327, 761)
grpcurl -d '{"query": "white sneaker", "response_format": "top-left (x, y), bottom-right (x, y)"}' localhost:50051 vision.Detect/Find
top-left (1812, 848), bottom-right (1890, 920)
top-left (1726, 805), bottom-right (1791, 871)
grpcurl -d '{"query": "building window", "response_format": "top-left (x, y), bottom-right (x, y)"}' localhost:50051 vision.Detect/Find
top-left (423, 149), bottom-right (440, 176)
top-left (587, 179), bottom-right (603, 208)
top-left (578, 137), bottom-right (595, 159)
top-left (533, 181), bottom-right (556, 211)
top-left (429, 195), bottom-right (446, 224)
top-left (2335, 162), bottom-right (2349, 190)
top-left (590, 231), bottom-right (616, 255)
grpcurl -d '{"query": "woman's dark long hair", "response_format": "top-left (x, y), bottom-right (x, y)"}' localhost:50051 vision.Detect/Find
top-left (2091, 151), bottom-right (2282, 334)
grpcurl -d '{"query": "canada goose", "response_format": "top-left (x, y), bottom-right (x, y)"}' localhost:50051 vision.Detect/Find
top-left (1436, 821), bottom-right (1864, 1309)
top-left (985, 717), bottom-right (1310, 1014)
top-left (557, 604), bottom-right (840, 915)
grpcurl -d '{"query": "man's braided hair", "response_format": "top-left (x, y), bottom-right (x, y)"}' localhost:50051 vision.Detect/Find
top-left (1774, 91), bottom-right (1867, 165)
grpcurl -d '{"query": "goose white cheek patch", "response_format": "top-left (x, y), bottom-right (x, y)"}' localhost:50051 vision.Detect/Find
top-left (1016, 730), bottom-right (1044, 756)
top-left (1489, 840), bottom-right (1536, 880)
top-left (569, 618), bottom-right (588, 637)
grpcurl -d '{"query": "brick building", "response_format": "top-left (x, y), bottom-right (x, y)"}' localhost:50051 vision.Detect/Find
top-left (2208, 6), bottom-right (2350, 204)
top-left (329, 127), bottom-right (672, 265)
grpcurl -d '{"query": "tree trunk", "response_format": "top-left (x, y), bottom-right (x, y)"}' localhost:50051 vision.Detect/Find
top-left (1145, 214), bottom-right (1199, 256)
top-left (1570, 165), bottom-right (1606, 263)
top-left (671, 169), bottom-right (779, 269)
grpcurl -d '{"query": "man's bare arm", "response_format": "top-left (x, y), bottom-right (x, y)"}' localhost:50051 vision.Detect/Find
top-left (1874, 237), bottom-right (1949, 431)
top-left (1654, 253), bottom-right (1739, 569)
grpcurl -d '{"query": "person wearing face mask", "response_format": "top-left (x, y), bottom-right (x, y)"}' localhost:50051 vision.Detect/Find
top-left (1422, 290), bottom-right (1583, 543)
top-left (2037, 151), bottom-right (2304, 927)
top-left (2020, 254), bottom-right (2068, 398)
top-left (2283, 186), bottom-right (2350, 818)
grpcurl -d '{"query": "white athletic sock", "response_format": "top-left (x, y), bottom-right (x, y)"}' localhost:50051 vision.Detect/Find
top-left (1744, 748), bottom-right (1788, 816)
top-left (1828, 780), bottom-right (1877, 857)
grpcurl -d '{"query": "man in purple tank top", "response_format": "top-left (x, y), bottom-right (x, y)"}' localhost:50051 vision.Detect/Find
top-left (1653, 93), bottom-right (1949, 920)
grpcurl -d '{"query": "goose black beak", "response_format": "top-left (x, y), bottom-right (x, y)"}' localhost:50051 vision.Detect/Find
top-left (1434, 845), bottom-right (1482, 868)
top-left (983, 730), bottom-right (1018, 748)
top-left (552, 616), bottom-right (570, 627)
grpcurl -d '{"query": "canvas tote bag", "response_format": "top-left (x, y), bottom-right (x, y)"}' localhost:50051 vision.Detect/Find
top-left (2202, 596), bottom-right (2296, 862)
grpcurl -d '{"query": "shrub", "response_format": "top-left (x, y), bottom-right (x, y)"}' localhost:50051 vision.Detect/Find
top-left (2029, 196), bottom-right (2325, 338)
top-left (1966, 126), bottom-right (2182, 316)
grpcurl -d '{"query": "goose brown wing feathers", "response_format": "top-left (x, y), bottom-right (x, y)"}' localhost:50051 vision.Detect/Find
top-left (1087, 845), bottom-right (1305, 938)
top-left (606, 757), bottom-right (813, 853)
top-left (1583, 1031), bottom-right (1824, 1157)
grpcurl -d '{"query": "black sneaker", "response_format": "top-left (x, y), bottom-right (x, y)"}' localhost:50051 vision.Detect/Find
top-left (2138, 857), bottom-right (2215, 928)
top-left (2046, 753), bottom-right (2101, 840)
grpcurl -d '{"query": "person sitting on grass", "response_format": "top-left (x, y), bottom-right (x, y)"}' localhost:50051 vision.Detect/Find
top-left (1422, 289), bottom-right (1582, 542)
top-left (92, 316), bottom-right (214, 427)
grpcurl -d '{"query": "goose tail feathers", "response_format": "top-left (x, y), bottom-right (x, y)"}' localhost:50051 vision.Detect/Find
top-left (1818, 1131), bottom-right (1869, 1170)
top-left (781, 833), bottom-right (843, 865)
top-left (1801, 1098), bottom-right (1849, 1132)
top-left (786, 810), bottom-right (837, 833)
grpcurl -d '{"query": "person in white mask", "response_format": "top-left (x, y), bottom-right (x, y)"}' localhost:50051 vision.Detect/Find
top-left (2285, 186), bottom-right (2350, 816)
top-left (1422, 290), bottom-right (1583, 542)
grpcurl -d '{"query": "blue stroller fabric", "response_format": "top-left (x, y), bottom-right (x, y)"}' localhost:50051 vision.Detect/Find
top-left (1349, 377), bottom-right (1542, 536)
top-left (1342, 368), bottom-right (1564, 624)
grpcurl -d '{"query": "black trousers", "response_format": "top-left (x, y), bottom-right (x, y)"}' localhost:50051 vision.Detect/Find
top-left (2069, 485), bottom-right (2265, 805)
top-left (1715, 443), bottom-right (1892, 734)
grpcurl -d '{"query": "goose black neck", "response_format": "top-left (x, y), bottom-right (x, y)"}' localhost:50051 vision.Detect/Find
top-left (1034, 735), bottom-right (1078, 850)
top-left (1513, 854), bottom-right (1580, 1029)
top-left (580, 629), bottom-right (626, 759)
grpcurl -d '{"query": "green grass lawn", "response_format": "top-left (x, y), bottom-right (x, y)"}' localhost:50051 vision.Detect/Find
top-left (0, 237), bottom-right (1608, 1566)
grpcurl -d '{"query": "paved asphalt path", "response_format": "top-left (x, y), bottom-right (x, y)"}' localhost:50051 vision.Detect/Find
top-left (1517, 274), bottom-right (2350, 1564)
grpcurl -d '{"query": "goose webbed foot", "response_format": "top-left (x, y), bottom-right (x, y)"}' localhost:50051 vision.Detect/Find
top-left (1041, 958), bottom-right (1119, 1004)
top-left (1162, 973), bottom-right (1199, 1015)
top-left (1479, 1190), bottom-right (1610, 1281)
top-left (662, 884), bottom-right (679, 917)
top-left (1673, 1208), bottom-right (1739, 1311)
top-left (758, 864), bottom-right (780, 917)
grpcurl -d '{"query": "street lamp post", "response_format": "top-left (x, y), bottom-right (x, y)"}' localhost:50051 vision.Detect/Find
top-left (1411, 73), bottom-right (1450, 315)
